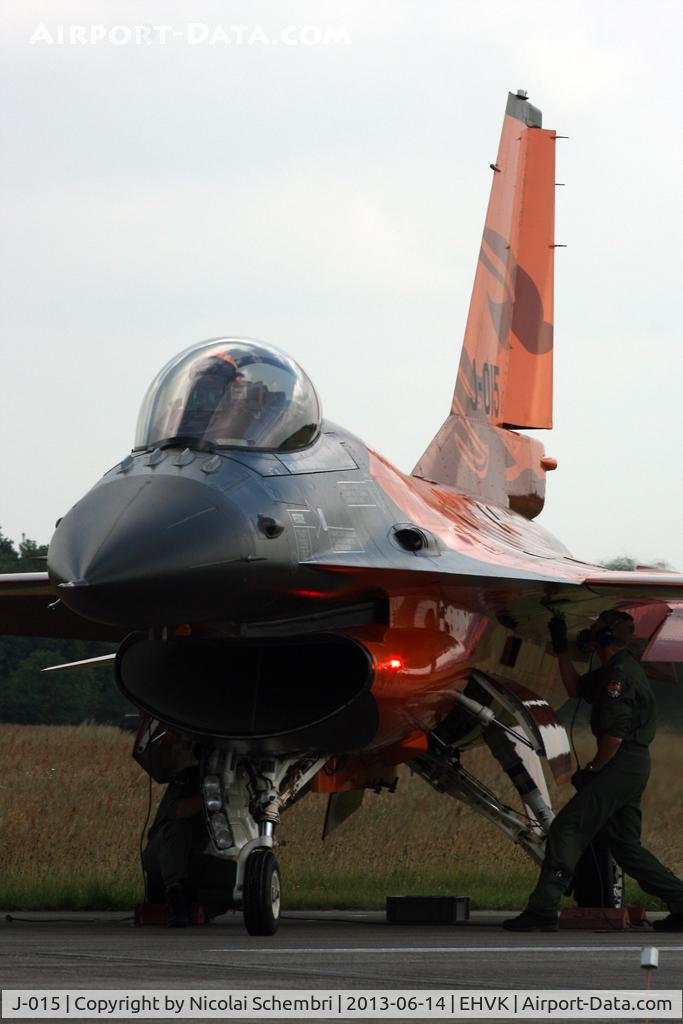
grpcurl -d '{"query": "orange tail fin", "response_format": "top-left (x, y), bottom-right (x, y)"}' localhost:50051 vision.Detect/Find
top-left (414, 91), bottom-right (557, 519)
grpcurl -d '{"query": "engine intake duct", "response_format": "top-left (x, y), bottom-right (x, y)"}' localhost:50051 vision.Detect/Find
top-left (116, 632), bottom-right (377, 753)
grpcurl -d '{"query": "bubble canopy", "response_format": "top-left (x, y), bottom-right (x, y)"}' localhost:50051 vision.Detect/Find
top-left (135, 339), bottom-right (321, 453)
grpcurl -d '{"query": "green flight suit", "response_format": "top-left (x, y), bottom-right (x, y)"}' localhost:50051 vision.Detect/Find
top-left (527, 649), bottom-right (683, 916)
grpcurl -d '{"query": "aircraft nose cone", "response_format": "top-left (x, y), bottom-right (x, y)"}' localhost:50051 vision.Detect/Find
top-left (48, 472), bottom-right (251, 625)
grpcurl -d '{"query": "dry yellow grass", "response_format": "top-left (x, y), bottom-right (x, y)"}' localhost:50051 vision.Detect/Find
top-left (0, 725), bottom-right (150, 907)
top-left (1, 724), bottom-right (681, 909)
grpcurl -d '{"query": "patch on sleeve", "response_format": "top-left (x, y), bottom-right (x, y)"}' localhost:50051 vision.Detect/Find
top-left (607, 679), bottom-right (623, 699)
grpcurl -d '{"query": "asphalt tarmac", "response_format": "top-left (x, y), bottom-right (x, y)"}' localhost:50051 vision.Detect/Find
top-left (1, 911), bottom-right (680, 1021)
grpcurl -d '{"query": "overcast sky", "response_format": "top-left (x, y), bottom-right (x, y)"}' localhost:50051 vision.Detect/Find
top-left (1, 0), bottom-right (682, 569)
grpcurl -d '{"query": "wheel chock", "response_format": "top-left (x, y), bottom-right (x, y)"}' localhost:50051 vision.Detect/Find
top-left (627, 905), bottom-right (648, 926)
top-left (386, 896), bottom-right (470, 924)
top-left (133, 902), bottom-right (208, 926)
top-left (560, 907), bottom-right (634, 929)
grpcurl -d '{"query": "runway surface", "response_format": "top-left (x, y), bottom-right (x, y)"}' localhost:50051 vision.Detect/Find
top-left (1, 911), bottom-right (680, 1021)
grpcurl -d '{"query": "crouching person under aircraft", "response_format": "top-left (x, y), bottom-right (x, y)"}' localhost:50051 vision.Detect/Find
top-left (503, 609), bottom-right (683, 932)
top-left (142, 764), bottom-right (234, 927)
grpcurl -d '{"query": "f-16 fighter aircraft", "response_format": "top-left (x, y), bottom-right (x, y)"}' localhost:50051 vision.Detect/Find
top-left (2, 91), bottom-right (682, 935)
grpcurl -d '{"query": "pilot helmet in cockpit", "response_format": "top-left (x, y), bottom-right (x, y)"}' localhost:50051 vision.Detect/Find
top-left (178, 352), bottom-right (243, 436)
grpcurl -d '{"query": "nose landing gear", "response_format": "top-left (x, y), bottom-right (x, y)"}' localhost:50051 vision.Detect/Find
top-left (200, 750), bottom-right (326, 936)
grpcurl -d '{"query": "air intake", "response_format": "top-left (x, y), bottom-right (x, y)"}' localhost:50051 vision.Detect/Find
top-left (116, 632), bottom-right (377, 754)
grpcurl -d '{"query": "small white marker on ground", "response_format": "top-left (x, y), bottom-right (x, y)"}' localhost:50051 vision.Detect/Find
top-left (641, 946), bottom-right (659, 1024)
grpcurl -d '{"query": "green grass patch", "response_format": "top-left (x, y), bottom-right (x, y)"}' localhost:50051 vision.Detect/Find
top-left (623, 881), bottom-right (666, 911)
top-left (282, 866), bottom-right (537, 910)
top-left (0, 872), bottom-right (671, 913)
top-left (0, 875), bottom-right (142, 912)
top-left (283, 870), bottom-right (671, 911)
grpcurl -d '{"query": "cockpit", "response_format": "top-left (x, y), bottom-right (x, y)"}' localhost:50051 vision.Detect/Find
top-left (135, 339), bottom-right (321, 452)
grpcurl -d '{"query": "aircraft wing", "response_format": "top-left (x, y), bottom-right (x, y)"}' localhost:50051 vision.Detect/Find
top-left (641, 604), bottom-right (683, 662)
top-left (0, 572), bottom-right (124, 641)
top-left (538, 571), bottom-right (683, 668)
top-left (3, 560), bottom-right (682, 661)
top-left (309, 557), bottom-right (683, 660)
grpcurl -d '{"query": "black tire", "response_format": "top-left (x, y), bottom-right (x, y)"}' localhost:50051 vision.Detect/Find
top-left (572, 834), bottom-right (624, 908)
top-left (242, 849), bottom-right (281, 936)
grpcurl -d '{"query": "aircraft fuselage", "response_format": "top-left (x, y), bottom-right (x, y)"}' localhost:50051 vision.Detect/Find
top-left (48, 417), bottom-right (571, 757)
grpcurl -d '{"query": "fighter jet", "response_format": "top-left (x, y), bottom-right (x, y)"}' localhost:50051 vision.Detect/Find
top-left (2, 91), bottom-right (682, 935)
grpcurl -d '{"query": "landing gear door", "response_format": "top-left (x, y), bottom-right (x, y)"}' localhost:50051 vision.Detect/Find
top-left (322, 790), bottom-right (365, 840)
top-left (471, 670), bottom-right (572, 784)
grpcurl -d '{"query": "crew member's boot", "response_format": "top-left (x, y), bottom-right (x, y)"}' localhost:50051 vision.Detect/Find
top-left (502, 910), bottom-right (559, 932)
top-left (652, 912), bottom-right (683, 932)
top-left (166, 882), bottom-right (192, 928)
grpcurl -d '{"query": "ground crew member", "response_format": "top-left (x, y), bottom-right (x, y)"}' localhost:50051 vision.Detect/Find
top-left (142, 764), bottom-right (208, 927)
top-left (503, 609), bottom-right (683, 932)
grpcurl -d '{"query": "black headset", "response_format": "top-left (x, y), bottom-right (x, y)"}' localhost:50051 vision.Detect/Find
top-left (594, 612), bottom-right (634, 648)
top-left (595, 625), bottom-right (617, 647)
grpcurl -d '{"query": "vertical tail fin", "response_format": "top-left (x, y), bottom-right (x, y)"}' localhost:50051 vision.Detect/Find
top-left (414, 92), bottom-right (557, 518)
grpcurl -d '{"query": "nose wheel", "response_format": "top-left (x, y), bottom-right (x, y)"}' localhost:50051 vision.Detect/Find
top-left (242, 848), bottom-right (282, 935)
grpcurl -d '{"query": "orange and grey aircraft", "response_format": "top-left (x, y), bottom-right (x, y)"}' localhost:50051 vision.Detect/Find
top-left (2, 90), bottom-right (683, 934)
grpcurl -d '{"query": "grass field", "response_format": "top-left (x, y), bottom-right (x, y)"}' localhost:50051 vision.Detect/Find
top-left (1, 724), bottom-right (682, 910)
